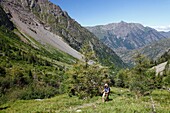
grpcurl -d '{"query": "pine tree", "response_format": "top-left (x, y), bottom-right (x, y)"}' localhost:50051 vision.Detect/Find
top-left (66, 42), bottom-right (109, 99)
top-left (115, 69), bottom-right (128, 87)
top-left (128, 53), bottom-right (155, 98)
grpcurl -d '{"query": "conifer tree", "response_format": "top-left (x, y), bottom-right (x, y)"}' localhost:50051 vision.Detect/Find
top-left (115, 69), bottom-right (129, 88)
top-left (66, 42), bottom-right (109, 99)
top-left (128, 53), bottom-right (155, 97)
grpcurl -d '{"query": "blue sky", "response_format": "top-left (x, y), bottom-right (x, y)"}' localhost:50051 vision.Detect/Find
top-left (50, 0), bottom-right (170, 31)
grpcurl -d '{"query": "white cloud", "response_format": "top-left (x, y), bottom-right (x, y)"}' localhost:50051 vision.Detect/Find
top-left (151, 25), bottom-right (170, 32)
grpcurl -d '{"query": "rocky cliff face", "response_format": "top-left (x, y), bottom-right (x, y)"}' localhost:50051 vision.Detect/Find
top-left (0, 0), bottom-right (126, 67)
top-left (87, 21), bottom-right (166, 50)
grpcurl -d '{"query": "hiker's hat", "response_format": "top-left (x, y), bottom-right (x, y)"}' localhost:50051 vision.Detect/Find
top-left (104, 83), bottom-right (108, 86)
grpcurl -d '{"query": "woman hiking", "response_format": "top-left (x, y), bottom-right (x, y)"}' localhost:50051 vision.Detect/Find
top-left (102, 83), bottom-right (110, 102)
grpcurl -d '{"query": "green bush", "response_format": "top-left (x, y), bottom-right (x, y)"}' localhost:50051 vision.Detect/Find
top-left (20, 84), bottom-right (58, 100)
top-left (66, 44), bottom-right (110, 99)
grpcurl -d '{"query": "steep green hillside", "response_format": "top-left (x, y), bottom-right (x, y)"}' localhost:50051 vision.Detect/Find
top-left (0, 24), bottom-right (75, 105)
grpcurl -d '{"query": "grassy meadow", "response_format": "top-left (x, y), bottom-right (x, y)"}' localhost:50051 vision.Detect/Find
top-left (0, 87), bottom-right (169, 113)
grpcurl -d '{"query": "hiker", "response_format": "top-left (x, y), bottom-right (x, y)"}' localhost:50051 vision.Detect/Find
top-left (102, 83), bottom-right (110, 102)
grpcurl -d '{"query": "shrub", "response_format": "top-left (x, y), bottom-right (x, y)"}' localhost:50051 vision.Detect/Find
top-left (20, 84), bottom-right (58, 100)
top-left (66, 43), bottom-right (109, 99)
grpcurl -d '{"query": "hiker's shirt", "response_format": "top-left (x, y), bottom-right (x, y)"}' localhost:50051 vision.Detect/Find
top-left (104, 87), bottom-right (110, 93)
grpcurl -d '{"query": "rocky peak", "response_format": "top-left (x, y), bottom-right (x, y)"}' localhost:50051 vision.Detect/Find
top-left (87, 21), bottom-right (166, 50)
top-left (1, 0), bottom-right (63, 15)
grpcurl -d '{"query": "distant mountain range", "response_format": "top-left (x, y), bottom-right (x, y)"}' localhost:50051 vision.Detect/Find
top-left (0, 0), bottom-right (126, 68)
top-left (86, 21), bottom-right (170, 64)
top-left (86, 21), bottom-right (166, 50)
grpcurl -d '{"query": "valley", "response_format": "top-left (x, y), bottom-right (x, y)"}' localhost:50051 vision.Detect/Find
top-left (0, 0), bottom-right (170, 112)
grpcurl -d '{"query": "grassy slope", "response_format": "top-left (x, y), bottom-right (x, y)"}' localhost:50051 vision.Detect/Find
top-left (0, 87), bottom-right (169, 113)
top-left (0, 26), bottom-right (75, 65)
top-left (0, 26), bottom-right (76, 104)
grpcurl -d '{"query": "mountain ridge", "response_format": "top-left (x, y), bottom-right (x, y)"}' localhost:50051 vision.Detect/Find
top-left (86, 21), bottom-right (168, 64)
top-left (0, 0), bottom-right (126, 68)
top-left (86, 21), bottom-right (166, 50)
